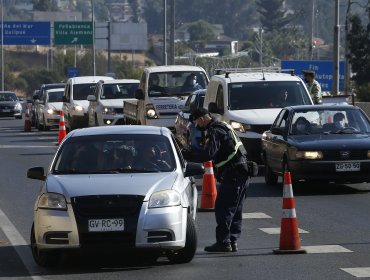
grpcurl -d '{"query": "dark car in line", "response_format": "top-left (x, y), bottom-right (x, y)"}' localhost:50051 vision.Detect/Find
top-left (0, 91), bottom-right (23, 119)
top-left (174, 89), bottom-right (205, 149)
top-left (261, 105), bottom-right (370, 185)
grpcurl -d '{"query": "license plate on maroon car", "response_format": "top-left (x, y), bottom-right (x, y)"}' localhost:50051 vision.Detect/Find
top-left (88, 219), bottom-right (124, 232)
top-left (335, 162), bottom-right (360, 172)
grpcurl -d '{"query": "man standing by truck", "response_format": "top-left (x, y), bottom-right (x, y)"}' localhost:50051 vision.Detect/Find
top-left (302, 70), bottom-right (322, 104)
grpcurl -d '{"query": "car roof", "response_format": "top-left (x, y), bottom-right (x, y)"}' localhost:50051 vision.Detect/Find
top-left (211, 72), bottom-right (303, 83)
top-left (145, 65), bottom-right (206, 73)
top-left (68, 76), bottom-right (114, 84)
top-left (41, 83), bottom-right (65, 88)
top-left (68, 125), bottom-right (172, 138)
top-left (45, 88), bottom-right (64, 93)
top-left (0, 91), bottom-right (16, 94)
top-left (99, 79), bottom-right (140, 84)
top-left (287, 105), bottom-right (358, 111)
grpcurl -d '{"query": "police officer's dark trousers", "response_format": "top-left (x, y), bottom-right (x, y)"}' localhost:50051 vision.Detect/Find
top-left (215, 167), bottom-right (249, 245)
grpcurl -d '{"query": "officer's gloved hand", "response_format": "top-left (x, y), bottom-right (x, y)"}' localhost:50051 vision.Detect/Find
top-left (181, 147), bottom-right (193, 161)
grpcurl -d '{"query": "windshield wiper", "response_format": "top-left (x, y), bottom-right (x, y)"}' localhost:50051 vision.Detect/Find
top-left (53, 169), bottom-right (119, 174)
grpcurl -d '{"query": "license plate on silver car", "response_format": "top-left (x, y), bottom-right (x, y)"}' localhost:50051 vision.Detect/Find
top-left (88, 219), bottom-right (124, 232)
top-left (335, 162), bottom-right (360, 172)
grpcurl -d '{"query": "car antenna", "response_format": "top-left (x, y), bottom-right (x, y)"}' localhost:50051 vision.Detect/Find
top-left (262, 69), bottom-right (266, 80)
top-left (225, 72), bottom-right (230, 78)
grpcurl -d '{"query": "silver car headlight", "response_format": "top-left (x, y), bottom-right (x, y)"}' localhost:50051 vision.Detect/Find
top-left (37, 193), bottom-right (67, 210)
top-left (148, 190), bottom-right (181, 208)
top-left (15, 103), bottom-right (22, 110)
top-left (103, 107), bottom-right (116, 115)
top-left (296, 151), bottom-right (323, 160)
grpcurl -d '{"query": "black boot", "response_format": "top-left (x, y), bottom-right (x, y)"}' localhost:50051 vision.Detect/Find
top-left (230, 241), bottom-right (238, 252)
top-left (204, 242), bottom-right (232, 253)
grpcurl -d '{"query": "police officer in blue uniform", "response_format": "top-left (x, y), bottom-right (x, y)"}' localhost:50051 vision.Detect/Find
top-left (183, 108), bottom-right (257, 252)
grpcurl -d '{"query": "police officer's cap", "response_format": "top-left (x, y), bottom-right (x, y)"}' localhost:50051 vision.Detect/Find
top-left (190, 108), bottom-right (209, 121)
top-left (302, 70), bottom-right (315, 77)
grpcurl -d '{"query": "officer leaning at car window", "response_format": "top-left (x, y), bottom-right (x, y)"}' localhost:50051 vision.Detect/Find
top-left (182, 108), bottom-right (258, 253)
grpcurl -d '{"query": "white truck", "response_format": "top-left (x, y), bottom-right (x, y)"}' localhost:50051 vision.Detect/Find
top-left (203, 68), bottom-right (313, 163)
top-left (123, 65), bottom-right (209, 130)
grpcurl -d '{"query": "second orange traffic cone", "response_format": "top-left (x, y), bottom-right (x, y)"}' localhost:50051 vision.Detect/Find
top-left (199, 161), bottom-right (217, 211)
top-left (58, 111), bottom-right (67, 144)
top-left (273, 171), bottom-right (306, 254)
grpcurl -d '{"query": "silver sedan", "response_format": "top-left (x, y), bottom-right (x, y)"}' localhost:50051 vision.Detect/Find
top-left (27, 125), bottom-right (204, 266)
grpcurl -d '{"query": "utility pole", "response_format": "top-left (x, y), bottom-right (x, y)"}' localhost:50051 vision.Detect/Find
top-left (92, 0), bottom-right (96, 75)
top-left (169, 0), bottom-right (175, 65)
top-left (107, 21), bottom-right (111, 73)
top-left (259, 27), bottom-right (263, 67)
top-left (163, 0), bottom-right (167, 66)
top-left (332, 0), bottom-right (340, 95)
top-left (308, 0), bottom-right (314, 60)
top-left (344, 0), bottom-right (352, 95)
top-left (1, 0), bottom-right (4, 91)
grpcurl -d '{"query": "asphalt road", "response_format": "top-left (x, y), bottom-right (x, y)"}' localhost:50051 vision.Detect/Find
top-left (1, 118), bottom-right (370, 280)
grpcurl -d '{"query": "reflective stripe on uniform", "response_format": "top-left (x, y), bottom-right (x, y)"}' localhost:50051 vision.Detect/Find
top-left (214, 122), bottom-right (243, 168)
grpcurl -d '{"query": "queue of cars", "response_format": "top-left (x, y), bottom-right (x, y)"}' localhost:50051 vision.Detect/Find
top-left (22, 67), bottom-right (370, 267)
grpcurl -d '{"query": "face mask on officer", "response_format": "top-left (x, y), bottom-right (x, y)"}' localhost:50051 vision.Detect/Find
top-left (296, 124), bottom-right (306, 132)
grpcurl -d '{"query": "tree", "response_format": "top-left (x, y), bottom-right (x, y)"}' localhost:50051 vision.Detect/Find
top-left (188, 20), bottom-right (216, 42)
top-left (32, 0), bottom-right (58, 11)
top-left (348, 8), bottom-right (370, 100)
top-left (256, 0), bottom-right (292, 32)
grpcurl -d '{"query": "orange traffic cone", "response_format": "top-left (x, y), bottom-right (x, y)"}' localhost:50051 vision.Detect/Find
top-left (198, 161), bottom-right (217, 211)
top-left (58, 111), bottom-right (67, 144)
top-left (24, 104), bottom-right (31, 132)
top-left (273, 171), bottom-right (306, 254)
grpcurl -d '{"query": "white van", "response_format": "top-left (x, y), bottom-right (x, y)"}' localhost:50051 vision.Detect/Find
top-left (87, 79), bottom-right (139, 126)
top-left (62, 76), bottom-right (114, 131)
top-left (204, 69), bottom-right (313, 163)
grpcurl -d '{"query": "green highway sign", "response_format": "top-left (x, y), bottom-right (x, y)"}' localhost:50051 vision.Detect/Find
top-left (54, 21), bottom-right (93, 45)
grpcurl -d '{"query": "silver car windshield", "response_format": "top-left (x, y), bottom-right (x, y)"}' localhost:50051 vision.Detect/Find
top-left (53, 134), bottom-right (176, 174)
top-left (0, 92), bottom-right (17, 101)
top-left (290, 108), bottom-right (370, 135)
top-left (228, 81), bottom-right (311, 110)
top-left (100, 83), bottom-right (138, 100)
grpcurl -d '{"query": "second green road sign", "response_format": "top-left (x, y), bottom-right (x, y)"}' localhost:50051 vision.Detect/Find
top-left (54, 21), bottom-right (93, 45)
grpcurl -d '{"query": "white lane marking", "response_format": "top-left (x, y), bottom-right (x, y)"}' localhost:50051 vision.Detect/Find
top-left (259, 227), bottom-right (309, 234)
top-left (341, 267), bottom-right (370, 278)
top-left (0, 208), bottom-right (44, 279)
top-left (242, 212), bottom-right (272, 219)
top-left (0, 145), bottom-right (56, 148)
top-left (301, 245), bottom-right (352, 253)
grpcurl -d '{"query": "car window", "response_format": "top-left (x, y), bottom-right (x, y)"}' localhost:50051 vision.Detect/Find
top-left (100, 83), bottom-right (139, 100)
top-left (53, 134), bottom-right (176, 174)
top-left (73, 83), bottom-right (97, 100)
top-left (48, 91), bottom-right (64, 103)
top-left (228, 81), bottom-right (311, 110)
top-left (216, 85), bottom-right (224, 112)
top-left (289, 108), bottom-right (370, 135)
top-left (148, 71), bottom-right (208, 97)
top-left (0, 92), bottom-right (17, 101)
